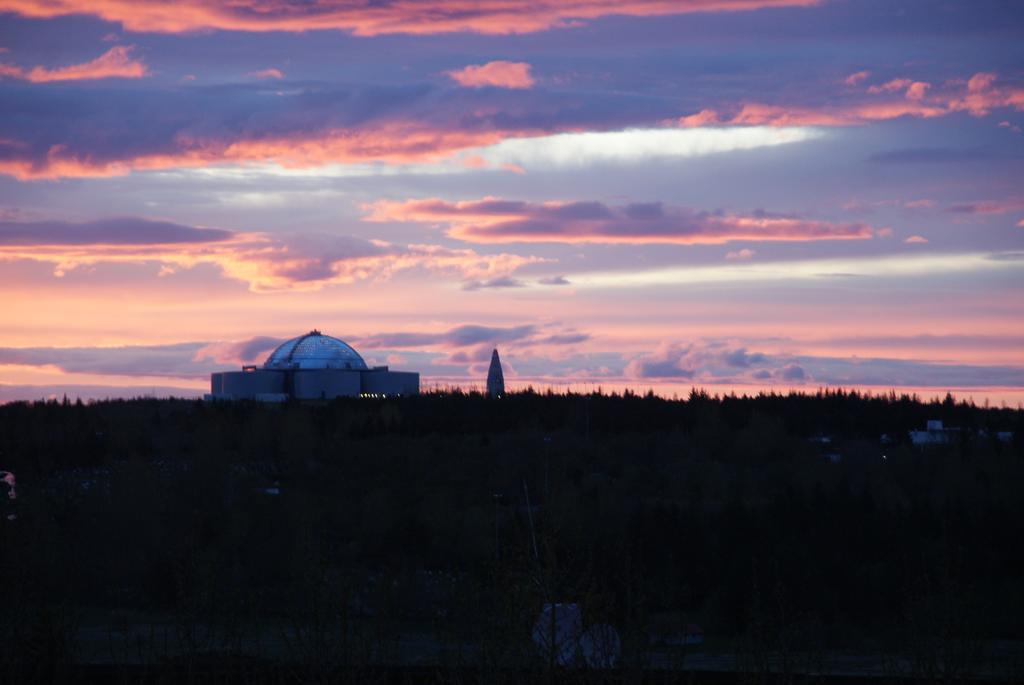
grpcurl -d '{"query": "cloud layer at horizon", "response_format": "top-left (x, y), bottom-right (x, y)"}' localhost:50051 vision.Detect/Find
top-left (4, 334), bottom-right (1024, 399)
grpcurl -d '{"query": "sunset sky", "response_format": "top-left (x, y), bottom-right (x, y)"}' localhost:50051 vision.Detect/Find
top-left (1, 0), bottom-right (1022, 403)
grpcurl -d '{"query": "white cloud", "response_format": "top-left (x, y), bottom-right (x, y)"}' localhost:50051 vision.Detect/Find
top-left (473, 126), bottom-right (821, 170)
top-left (567, 251), bottom-right (1024, 289)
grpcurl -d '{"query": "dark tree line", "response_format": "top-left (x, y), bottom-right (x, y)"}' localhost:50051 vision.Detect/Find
top-left (0, 389), bottom-right (1022, 681)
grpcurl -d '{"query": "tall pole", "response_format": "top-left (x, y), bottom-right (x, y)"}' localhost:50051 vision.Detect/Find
top-left (523, 480), bottom-right (538, 561)
top-left (543, 436), bottom-right (551, 504)
top-left (585, 396), bottom-right (590, 441)
top-left (493, 493), bottom-right (502, 562)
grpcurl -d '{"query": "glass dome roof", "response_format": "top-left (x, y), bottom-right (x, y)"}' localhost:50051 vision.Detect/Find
top-left (263, 330), bottom-right (368, 371)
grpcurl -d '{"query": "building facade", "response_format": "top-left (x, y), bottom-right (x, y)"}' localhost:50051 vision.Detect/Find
top-left (208, 330), bottom-right (419, 401)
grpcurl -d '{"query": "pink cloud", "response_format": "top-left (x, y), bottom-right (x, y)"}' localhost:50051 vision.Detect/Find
top-left (723, 103), bottom-right (858, 126)
top-left (904, 235), bottom-right (928, 244)
top-left (725, 248), bottom-right (755, 260)
top-left (365, 197), bottom-right (878, 245)
top-left (248, 68), bottom-right (283, 80)
top-left (679, 100), bottom-right (944, 128)
top-left (968, 72), bottom-right (997, 92)
top-left (905, 81), bottom-right (930, 101)
top-left (0, 46), bottom-right (148, 83)
top-left (0, 1), bottom-right (822, 35)
top-left (946, 72), bottom-right (1024, 117)
top-left (678, 71), bottom-right (1024, 128)
top-left (447, 61), bottom-right (534, 89)
top-left (843, 70), bottom-right (870, 86)
top-left (866, 78), bottom-right (914, 94)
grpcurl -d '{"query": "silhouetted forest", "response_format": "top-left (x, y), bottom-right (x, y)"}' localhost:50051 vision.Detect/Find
top-left (1, 389), bottom-right (1022, 682)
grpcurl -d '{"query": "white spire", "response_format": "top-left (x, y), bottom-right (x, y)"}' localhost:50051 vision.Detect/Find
top-left (486, 348), bottom-right (505, 398)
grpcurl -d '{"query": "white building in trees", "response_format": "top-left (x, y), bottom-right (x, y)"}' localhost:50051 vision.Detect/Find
top-left (209, 330), bottom-right (418, 401)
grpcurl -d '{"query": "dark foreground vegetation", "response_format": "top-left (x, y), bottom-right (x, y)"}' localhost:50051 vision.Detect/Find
top-left (1, 389), bottom-right (1022, 683)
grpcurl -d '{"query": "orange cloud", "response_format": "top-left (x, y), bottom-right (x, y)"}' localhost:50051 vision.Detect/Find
top-left (0, 217), bottom-right (544, 291)
top-left (0, 46), bottom-right (147, 82)
top-left (678, 72), bottom-right (1024, 127)
top-left (677, 109), bottom-right (720, 127)
top-left (364, 197), bottom-right (878, 245)
top-left (447, 61), bottom-right (534, 89)
top-left (0, 1), bottom-right (821, 35)
top-left (248, 67), bottom-right (283, 79)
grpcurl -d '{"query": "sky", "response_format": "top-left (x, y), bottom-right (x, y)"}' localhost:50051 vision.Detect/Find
top-left (0, 0), bottom-right (1022, 404)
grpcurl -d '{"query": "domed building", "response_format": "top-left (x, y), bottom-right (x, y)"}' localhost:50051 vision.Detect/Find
top-left (209, 330), bottom-right (419, 401)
